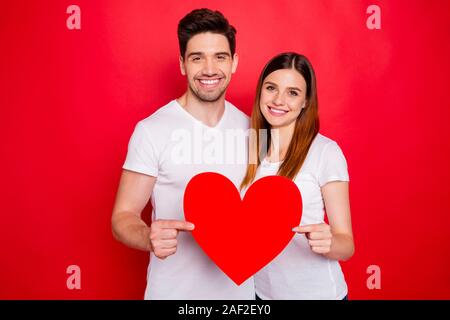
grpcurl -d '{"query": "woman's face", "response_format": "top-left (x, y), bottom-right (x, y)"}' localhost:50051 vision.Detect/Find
top-left (259, 68), bottom-right (307, 129)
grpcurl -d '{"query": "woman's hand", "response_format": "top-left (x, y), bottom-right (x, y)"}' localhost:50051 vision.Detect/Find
top-left (291, 182), bottom-right (354, 261)
top-left (292, 223), bottom-right (332, 255)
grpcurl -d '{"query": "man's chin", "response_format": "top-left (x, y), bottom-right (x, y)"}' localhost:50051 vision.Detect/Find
top-left (195, 91), bottom-right (225, 103)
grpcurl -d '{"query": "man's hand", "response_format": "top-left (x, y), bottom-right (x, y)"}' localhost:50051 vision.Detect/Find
top-left (292, 223), bottom-right (332, 255)
top-left (150, 220), bottom-right (195, 259)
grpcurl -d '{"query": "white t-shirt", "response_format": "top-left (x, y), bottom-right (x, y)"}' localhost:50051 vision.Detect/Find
top-left (251, 133), bottom-right (350, 300)
top-left (122, 99), bottom-right (255, 300)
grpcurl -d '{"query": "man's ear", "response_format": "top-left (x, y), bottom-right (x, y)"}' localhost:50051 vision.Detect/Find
top-left (179, 56), bottom-right (186, 75)
top-left (231, 53), bottom-right (239, 74)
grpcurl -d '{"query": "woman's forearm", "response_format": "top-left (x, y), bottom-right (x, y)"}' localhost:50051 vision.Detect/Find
top-left (324, 233), bottom-right (354, 261)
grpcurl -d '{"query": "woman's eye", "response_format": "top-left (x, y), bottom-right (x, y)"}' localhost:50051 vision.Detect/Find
top-left (266, 86), bottom-right (275, 91)
top-left (289, 90), bottom-right (298, 96)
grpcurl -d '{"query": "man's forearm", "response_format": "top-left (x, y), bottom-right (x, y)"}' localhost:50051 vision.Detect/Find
top-left (112, 213), bottom-right (152, 252)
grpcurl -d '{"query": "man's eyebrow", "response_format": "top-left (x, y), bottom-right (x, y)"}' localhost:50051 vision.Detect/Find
top-left (187, 52), bottom-right (204, 58)
top-left (186, 52), bottom-right (231, 58)
top-left (263, 81), bottom-right (302, 91)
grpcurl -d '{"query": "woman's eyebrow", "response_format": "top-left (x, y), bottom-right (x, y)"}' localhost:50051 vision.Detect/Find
top-left (263, 81), bottom-right (278, 86)
top-left (263, 81), bottom-right (302, 92)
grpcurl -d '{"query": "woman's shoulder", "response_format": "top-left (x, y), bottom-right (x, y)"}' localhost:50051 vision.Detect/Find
top-left (305, 133), bottom-right (346, 166)
top-left (299, 133), bottom-right (348, 182)
top-left (310, 133), bottom-right (339, 152)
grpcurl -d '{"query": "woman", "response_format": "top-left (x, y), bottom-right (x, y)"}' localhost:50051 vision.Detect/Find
top-left (241, 52), bottom-right (354, 300)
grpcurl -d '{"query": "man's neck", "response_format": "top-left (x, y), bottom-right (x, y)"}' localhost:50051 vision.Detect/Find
top-left (176, 91), bottom-right (226, 128)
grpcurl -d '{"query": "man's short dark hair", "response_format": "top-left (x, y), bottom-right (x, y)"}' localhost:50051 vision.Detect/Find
top-left (177, 8), bottom-right (237, 59)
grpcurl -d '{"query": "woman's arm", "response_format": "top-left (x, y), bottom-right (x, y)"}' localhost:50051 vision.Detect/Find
top-left (293, 181), bottom-right (354, 261)
top-left (322, 181), bottom-right (354, 261)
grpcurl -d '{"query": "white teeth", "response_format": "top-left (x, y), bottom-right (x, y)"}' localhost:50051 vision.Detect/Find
top-left (269, 107), bottom-right (287, 114)
top-left (199, 79), bottom-right (219, 85)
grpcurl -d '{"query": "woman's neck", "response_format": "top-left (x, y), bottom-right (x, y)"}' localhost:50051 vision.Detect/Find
top-left (267, 121), bottom-right (296, 162)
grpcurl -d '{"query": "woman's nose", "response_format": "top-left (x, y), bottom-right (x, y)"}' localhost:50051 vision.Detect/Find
top-left (273, 93), bottom-right (285, 106)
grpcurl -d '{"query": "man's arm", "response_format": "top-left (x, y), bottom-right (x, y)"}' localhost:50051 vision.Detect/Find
top-left (111, 169), bottom-right (155, 252)
top-left (111, 169), bottom-right (195, 258)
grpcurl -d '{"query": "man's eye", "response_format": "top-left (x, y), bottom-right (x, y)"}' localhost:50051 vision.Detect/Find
top-left (192, 57), bottom-right (201, 61)
top-left (217, 55), bottom-right (226, 60)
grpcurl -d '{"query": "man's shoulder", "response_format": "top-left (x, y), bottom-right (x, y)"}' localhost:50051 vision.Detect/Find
top-left (138, 99), bottom-right (180, 129)
top-left (130, 100), bottom-right (184, 145)
top-left (225, 100), bottom-right (250, 128)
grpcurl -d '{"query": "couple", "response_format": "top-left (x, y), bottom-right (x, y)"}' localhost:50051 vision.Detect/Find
top-left (111, 8), bottom-right (354, 300)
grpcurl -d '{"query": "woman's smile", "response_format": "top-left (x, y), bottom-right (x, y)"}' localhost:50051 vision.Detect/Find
top-left (267, 105), bottom-right (289, 116)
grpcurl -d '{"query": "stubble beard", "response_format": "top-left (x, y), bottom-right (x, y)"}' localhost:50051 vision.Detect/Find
top-left (188, 81), bottom-right (228, 103)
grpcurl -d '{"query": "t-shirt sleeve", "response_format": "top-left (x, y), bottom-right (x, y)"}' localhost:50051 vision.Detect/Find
top-left (317, 142), bottom-right (349, 187)
top-left (122, 121), bottom-right (159, 177)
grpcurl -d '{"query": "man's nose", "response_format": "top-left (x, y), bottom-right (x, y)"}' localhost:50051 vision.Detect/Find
top-left (202, 58), bottom-right (217, 76)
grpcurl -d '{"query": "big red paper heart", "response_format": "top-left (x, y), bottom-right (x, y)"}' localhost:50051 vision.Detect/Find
top-left (183, 172), bottom-right (302, 285)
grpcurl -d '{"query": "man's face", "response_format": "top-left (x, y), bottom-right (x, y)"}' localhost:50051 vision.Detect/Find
top-left (180, 32), bottom-right (238, 102)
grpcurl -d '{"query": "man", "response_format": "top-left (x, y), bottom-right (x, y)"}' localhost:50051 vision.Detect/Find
top-left (111, 8), bottom-right (254, 299)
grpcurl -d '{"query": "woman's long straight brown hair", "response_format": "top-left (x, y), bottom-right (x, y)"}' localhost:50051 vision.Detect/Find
top-left (240, 52), bottom-right (320, 189)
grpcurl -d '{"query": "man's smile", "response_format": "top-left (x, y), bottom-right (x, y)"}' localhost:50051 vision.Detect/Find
top-left (196, 77), bottom-right (223, 89)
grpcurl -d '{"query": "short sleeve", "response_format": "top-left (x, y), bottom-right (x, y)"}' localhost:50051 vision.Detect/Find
top-left (317, 142), bottom-right (349, 187)
top-left (122, 122), bottom-right (159, 177)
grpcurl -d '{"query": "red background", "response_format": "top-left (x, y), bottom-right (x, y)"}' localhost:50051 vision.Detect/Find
top-left (1, 0), bottom-right (449, 299)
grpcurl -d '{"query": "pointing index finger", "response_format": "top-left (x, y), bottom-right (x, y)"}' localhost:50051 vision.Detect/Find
top-left (292, 224), bottom-right (321, 233)
top-left (159, 220), bottom-right (195, 231)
